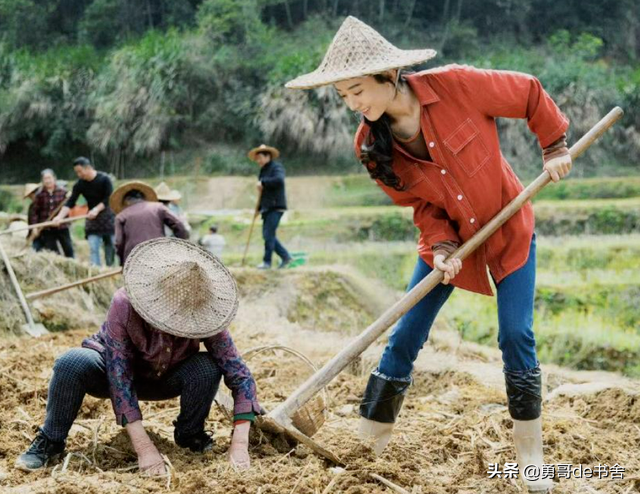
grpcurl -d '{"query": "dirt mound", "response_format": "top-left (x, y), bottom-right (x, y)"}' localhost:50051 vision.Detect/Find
top-left (232, 267), bottom-right (386, 334)
top-left (1, 268), bottom-right (639, 493)
top-left (0, 249), bottom-right (121, 335)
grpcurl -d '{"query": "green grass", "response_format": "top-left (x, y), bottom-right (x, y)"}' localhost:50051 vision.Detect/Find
top-left (4, 174), bottom-right (638, 375)
top-left (198, 197), bottom-right (640, 253)
top-left (444, 288), bottom-right (640, 376)
top-left (224, 234), bottom-right (640, 376)
top-left (534, 176), bottom-right (640, 201)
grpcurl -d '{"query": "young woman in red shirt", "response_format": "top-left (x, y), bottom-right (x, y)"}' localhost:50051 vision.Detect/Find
top-left (287, 16), bottom-right (572, 493)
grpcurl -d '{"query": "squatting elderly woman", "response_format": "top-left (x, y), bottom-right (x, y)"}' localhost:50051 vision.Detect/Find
top-left (16, 238), bottom-right (261, 474)
top-left (286, 16), bottom-right (572, 493)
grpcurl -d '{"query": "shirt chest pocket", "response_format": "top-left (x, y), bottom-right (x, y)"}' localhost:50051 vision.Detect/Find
top-left (444, 118), bottom-right (491, 177)
top-left (396, 163), bottom-right (444, 203)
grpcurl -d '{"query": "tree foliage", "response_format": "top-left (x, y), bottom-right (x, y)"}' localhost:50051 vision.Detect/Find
top-left (0, 0), bottom-right (638, 180)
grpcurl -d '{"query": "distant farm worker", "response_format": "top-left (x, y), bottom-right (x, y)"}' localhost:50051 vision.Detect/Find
top-left (110, 181), bottom-right (188, 264)
top-left (247, 144), bottom-right (292, 270)
top-left (286, 16), bottom-right (572, 493)
top-left (199, 225), bottom-right (226, 258)
top-left (53, 157), bottom-right (116, 266)
top-left (29, 169), bottom-right (74, 258)
top-left (22, 183), bottom-right (42, 250)
top-left (15, 238), bottom-right (261, 474)
top-left (155, 182), bottom-right (191, 237)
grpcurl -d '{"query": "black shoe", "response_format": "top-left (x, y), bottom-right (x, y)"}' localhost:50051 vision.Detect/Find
top-left (15, 429), bottom-right (65, 471)
top-left (278, 258), bottom-right (292, 269)
top-left (174, 424), bottom-right (214, 453)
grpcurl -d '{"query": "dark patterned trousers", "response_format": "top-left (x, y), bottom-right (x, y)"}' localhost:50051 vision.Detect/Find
top-left (42, 348), bottom-right (222, 442)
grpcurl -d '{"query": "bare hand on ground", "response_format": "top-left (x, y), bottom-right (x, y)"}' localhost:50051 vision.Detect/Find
top-left (138, 443), bottom-right (166, 476)
top-left (228, 421), bottom-right (251, 470)
top-left (434, 255), bottom-right (462, 285)
top-left (544, 154), bottom-right (572, 182)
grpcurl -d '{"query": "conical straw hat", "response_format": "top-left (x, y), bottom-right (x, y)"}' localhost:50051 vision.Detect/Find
top-left (155, 182), bottom-right (182, 202)
top-left (109, 181), bottom-right (157, 214)
top-left (23, 183), bottom-right (40, 198)
top-left (285, 16), bottom-right (436, 89)
top-left (123, 237), bottom-right (239, 339)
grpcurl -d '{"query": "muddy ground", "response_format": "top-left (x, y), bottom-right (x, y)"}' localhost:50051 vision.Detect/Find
top-left (0, 267), bottom-right (639, 494)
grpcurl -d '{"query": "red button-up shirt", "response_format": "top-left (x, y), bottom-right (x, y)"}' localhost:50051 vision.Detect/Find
top-left (355, 64), bottom-right (569, 295)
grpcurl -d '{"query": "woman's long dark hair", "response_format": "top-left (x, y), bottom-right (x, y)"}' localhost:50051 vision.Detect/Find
top-left (359, 72), bottom-right (408, 191)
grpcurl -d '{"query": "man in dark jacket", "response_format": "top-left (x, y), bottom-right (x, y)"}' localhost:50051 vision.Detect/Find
top-left (248, 144), bottom-right (292, 269)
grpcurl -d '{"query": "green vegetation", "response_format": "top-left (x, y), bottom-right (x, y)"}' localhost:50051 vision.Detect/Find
top-left (535, 177), bottom-right (640, 201)
top-left (2, 167), bottom-right (638, 375)
top-left (1, 1), bottom-right (639, 182)
top-left (225, 231), bottom-right (640, 375)
top-left (534, 198), bottom-right (640, 235)
top-left (0, 186), bottom-right (22, 213)
top-left (193, 197), bottom-right (640, 249)
top-left (1, 0), bottom-right (639, 376)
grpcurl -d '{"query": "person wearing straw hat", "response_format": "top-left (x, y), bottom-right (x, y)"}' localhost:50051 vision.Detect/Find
top-left (111, 181), bottom-right (188, 264)
top-left (22, 182), bottom-right (43, 250)
top-left (247, 144), bottom-right (292, 270)
top-left (6, 184), bottom-right (40, 245)
top-left (155, 182), bottom-right (191, 237)
top-left (15, 237), bottom-right (261, 474)
top-left (287, 16), bottom-right (573, 493)
top-left (23, 182), bottom-right (40, 203)
top-left (30, 169), bottom-right (74, 258)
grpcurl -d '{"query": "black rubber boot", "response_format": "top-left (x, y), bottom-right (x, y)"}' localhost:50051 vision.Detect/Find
top-left (358, 373), bottom-right (409, 455)
top-left (359, 372), bottom-right (409, 423)
top-left (504, 366), bottom-right (542, 421)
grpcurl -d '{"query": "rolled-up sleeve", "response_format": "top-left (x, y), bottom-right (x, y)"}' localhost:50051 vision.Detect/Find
top-left (455, 65), bottom-right (569, 149)
top-left (103, 293), bottom-right (143, 426)
top-left (204, 330), bottom-right (260, 416)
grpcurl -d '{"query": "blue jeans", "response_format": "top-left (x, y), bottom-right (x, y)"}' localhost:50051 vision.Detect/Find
top-left (87, 234), bottom-right (115, 267)
top-left (262, 210), bottom-right (290, 265)
top-left (378, 234), bottom-right (538, 381)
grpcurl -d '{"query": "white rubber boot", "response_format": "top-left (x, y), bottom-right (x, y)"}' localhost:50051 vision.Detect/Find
top-left (513, 417), bottom-right (554, 492)
top-left (358, 417), bottom-right (394, 456)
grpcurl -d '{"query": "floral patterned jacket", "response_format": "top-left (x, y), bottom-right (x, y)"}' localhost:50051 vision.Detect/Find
top-left (83, 288), bottom-right (261, 425)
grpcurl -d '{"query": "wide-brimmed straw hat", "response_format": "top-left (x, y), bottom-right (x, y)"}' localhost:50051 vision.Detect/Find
top-left (247, 144), bottom-right (280, 161)
top-left (23, 183), bottom-right (40, 199)
top-left (109, 181), bottom-right (158, 214)
top-left (285, 16), bottom-right (436, 89)
top-left (123, 237), bottom-right (239, 339)
top-left (155, 182), bottom-right (182, 202)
